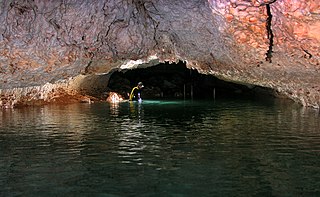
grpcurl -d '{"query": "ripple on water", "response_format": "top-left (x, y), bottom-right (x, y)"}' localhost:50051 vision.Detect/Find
top-left (0, 101), bottom-right (319, 196)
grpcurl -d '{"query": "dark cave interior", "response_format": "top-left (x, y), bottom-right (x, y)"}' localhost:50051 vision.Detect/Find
top-left (107, 61), bottom-right (276, 101)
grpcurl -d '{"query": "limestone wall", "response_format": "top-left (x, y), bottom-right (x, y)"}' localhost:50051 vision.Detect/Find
top-left (0, 0), bottom-right (319, 108)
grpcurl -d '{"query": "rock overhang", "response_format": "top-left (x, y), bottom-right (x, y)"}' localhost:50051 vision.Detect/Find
top-left (0, 0), bottom-right (319, 108)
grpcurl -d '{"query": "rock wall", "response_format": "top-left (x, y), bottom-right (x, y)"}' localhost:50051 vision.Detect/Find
top-left (0, 0), bottom-right (319, 108)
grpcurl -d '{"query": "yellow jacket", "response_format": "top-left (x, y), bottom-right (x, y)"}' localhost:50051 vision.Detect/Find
top-left (129, 86), bottom-right (139, 101)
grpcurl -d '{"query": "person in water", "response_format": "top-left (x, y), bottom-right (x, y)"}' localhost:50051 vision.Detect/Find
top-left (129, 82), bottom-right (144, 101)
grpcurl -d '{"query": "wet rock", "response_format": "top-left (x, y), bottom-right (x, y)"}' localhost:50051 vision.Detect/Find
top-left (106, 92), bottom-right (124, 103)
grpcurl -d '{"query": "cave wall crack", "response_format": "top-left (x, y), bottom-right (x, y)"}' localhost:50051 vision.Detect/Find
top-left (265, 0), bottom-right (276, 63)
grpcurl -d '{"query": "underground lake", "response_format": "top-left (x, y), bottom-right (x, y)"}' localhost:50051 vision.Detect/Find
top-left (1, 97), bottom-right (319, 196)
top-left (0, 1), bottom-right (320, 196)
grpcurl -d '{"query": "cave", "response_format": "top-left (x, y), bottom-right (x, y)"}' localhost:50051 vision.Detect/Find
top-left (106, 61), bottom-right (276, 101)
top-left (0, 0), bottom-right (319, 108)
top-left (1, 1), bottom-right (320, 195)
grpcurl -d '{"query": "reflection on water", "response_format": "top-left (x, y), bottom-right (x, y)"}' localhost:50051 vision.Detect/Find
top-left (110, 101), bottom-right (120, 116)
top-left (0, 99), bottom-right (319, 196)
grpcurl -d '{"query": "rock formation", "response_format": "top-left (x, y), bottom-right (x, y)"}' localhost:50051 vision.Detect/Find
top-left (0, 0), bottom-right (319, 108)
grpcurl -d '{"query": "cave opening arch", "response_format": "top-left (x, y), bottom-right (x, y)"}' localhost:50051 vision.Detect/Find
top-left (106, 61), bottom-right (277, 102)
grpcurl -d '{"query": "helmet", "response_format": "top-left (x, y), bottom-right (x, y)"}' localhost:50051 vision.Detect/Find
top-left (138, 82), bottom-right (144, 88)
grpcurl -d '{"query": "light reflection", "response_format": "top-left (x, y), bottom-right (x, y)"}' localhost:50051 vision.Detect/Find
top-left (129, 101), bottom-right (144, 122)
top-left (107, 92), bottom-right (124, 116)
top-left (116, 101), bottom-right (147, 165)
top-left (109, 102), bottom-right (120, 116)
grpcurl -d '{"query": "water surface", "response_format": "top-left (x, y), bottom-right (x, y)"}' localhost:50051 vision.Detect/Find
top-left (1, 99), bottom-right (319, 196)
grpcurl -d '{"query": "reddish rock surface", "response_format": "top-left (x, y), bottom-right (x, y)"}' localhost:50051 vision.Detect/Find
top-left (0, 0), bottom-right (319, 108)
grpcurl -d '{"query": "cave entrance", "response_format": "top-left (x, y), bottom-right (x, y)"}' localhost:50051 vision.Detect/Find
top-left (107, 61), bottom-right (275, 101)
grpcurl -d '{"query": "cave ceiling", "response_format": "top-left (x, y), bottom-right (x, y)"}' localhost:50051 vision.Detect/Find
top-left (0, 0), bottom-right (319, 108)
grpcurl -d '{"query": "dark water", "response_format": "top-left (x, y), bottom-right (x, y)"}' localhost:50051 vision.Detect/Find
top-left (0, 99), bottom-right (319, 197)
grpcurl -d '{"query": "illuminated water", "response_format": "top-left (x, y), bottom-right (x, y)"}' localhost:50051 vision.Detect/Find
top-left (0, 99), bottom-right (319, 197)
